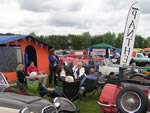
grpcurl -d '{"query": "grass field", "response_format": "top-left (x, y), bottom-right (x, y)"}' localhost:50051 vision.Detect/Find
top-left (79, 96), bottom-right (104, 113)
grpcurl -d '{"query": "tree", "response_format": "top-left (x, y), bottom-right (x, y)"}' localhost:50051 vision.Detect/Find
top-left (29, 32), bottom-right (37, 37)
top-left (115, 33), bottom-right (124, 48)
top-left (134, 35), bottom-right (145, 48)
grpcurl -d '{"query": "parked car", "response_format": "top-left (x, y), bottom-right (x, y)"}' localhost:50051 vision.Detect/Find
top-left (65, 50), bottom-right (87, 58)
top-left (98, 59), bottom-right (119, 76)
top-left (0, 72), bottom-right (76, 113)
top-left (131, 53), bottom-right (150, 66)
top-left (98, 67), bottom-right (150, 113)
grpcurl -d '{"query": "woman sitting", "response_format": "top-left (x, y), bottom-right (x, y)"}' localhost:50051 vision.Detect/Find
top-left (56, 62), bottom-right (68, 81)
top-left (16, 64), bottom-right (29, 86)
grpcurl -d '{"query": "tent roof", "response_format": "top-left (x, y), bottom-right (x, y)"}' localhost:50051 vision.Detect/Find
top-left (0, 35), bottom-right (52, 48)
top-left (0, 35), bottom-right (28, 44)
top-left (89, 43), bottom-right (116, 49)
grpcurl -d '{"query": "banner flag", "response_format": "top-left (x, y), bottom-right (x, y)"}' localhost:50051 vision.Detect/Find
top-left (120, 3), bottom-right (140, 66)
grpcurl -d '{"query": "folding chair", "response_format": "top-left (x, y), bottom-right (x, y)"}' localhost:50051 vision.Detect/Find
top-left (82, 78), bottom-right (99, 100)
top-left (62, 81), bottom-right (81, 113)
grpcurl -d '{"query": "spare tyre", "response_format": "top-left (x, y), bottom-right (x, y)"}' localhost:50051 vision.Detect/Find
top-left (116, 86), bottom-right (148, 113)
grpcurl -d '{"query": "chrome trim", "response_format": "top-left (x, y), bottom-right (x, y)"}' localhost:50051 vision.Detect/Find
top-left (54, 97), bottom-right (76, 110)
top-left (97, 101), bottom-right (116, 107)
top-left (41, 105), bottom-right (58, 113)
top-left (21, 107), bottom-right (30, 113)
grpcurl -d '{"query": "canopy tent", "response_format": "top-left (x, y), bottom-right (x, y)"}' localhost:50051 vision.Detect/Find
top-left (89, 43), bottom-right (116, 49)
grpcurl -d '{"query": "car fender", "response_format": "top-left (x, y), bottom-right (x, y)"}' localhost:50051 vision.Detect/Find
top-left (98, 84), bottom-right (122, 113)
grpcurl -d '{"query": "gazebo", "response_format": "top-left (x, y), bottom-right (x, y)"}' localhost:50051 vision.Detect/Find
top-left (89, 43), bottom-right (116, 49)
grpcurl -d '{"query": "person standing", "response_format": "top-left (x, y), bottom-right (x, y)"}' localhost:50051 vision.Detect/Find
top-left (48, 48), bottom-right (59, 86)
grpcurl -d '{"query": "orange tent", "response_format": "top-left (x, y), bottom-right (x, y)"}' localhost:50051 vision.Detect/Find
top-left (0, 35), bottom-right (52, 82)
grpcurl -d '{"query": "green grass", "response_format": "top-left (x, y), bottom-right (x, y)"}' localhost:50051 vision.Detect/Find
top-left (79, 96), bottom-right (103, 113)
top-left (11, 80), bottom-right (104, 113)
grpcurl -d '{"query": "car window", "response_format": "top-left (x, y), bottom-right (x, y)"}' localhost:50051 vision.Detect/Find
top-left (105, 59), bottom-right (113, 65)
top-left (0, 72), bottom-right (9, 86)
top-left (137, 53), bottom-right (144, 58)
top-left (99, 60), bottom-right (105, 66)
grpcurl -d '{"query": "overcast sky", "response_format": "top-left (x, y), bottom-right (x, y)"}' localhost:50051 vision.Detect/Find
top-left (0, 0), bottom-right (150, 37)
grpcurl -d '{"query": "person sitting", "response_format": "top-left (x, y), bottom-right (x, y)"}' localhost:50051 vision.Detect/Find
top-left (16, 64), bottom-right (29, 85)
top-left (80, 68), bottom-right (97, 86)
top-left (72, 62), bottom-right (86, 80)
top-left (106, 72), bottom-right (120, 85)
top-left (27, 61), bottom-right (48, 86)
top-left (82, 61), bottom-right (89, 75)
top-left (56, 62), bottom-right (68, 81)
top-left (38, 82), bottom-right (60, 98)
top-left (130, 62), bottom-right (139, 73)
top-left (65, 76), bottom-right (74, 83)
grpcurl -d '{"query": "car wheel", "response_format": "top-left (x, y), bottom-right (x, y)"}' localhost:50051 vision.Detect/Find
top-left (116, 86), bottom-right (148, 113)
top-left (129, 74), bottom-right (145, 83)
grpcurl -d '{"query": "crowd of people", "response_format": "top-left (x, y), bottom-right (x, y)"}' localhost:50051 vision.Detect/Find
top-left (16, 48), bottom-right (120, 98)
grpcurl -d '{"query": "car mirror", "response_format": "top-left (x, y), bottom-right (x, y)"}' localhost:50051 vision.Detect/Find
top-left (20, 108), bottom-right (30, 113)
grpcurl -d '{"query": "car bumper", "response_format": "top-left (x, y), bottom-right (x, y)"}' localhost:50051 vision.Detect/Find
top-left (97, 101), bottom-right (116, 107)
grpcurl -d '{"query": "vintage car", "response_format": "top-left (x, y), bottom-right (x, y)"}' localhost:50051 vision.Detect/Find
top-left (98, 59), bottom-right (119, 76)
top-left (98, 67), bottom-right (150, 113)
top-left (65, 50), bottom-right (87, 58)
top-left (0, 72), bottom-right (76, 113)
top-left (132, 53), bottom-right (150, 66)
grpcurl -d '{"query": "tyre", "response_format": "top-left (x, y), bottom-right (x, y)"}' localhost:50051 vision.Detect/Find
top-left (116, 86), bottom-right (148, 113)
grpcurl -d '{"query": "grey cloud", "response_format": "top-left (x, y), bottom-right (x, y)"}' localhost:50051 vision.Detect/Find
top-left (67, 2), bottom-right (84, 12)
top-left (104, 0), bottom-right (130, 11)
top-left (140, 1), bottom-right (150, 14)
top-left (18, 0), bottom-right (60, 12)
top-left (18, 0), bottom-right (84, 13)
top-left (105, 0), bottom-right (150, 14)
top-left (49, 13), bottom-right (90, 29)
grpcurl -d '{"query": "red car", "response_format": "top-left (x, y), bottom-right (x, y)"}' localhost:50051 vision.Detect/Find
top-left (65, 50), bottom-right (87, 58)
top-left (98, 72), bottom-right (150, 113)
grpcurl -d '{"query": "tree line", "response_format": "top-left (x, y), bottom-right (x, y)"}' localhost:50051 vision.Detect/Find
top-left (1, 32), bottom-right (150, 50)
top-left (30, 32), bottom-right (150, 50)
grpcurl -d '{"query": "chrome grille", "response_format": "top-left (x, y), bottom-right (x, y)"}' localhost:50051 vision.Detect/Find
top-left (42, 105), bottom-right (57, 113)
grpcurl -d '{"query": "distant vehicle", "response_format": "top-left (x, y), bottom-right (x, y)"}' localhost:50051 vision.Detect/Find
top-left (0, 72), bottom-right (76, 113)
top-left (132, 53), bottom-right (150, 66)
top-left (99, 59), bottom-right (119, 76)
top-left (144, 48), bottom-right (150, 58)
top-left (65, 50), bottom-right (87, 58)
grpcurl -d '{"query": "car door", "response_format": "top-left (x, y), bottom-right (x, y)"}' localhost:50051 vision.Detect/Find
top-left (99, 60), bottom-right (108, 75)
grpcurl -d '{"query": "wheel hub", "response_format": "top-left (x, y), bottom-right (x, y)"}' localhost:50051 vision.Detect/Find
top-left (121, 92), bottom-right (141, 112)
